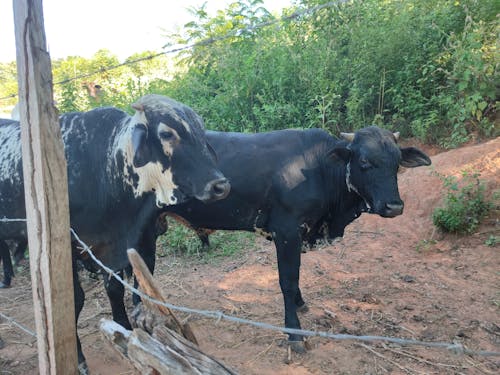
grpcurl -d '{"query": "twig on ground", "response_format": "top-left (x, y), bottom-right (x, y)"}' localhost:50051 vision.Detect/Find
top-left (464, 357), bottom-right (498, 375)
top-left (231, 334), bottom-right (276, 349)
top-left (358, 343), bottom-right (416, 375)
top-left (246, 341), bottom-right (275, 365)
top-left (381, 343), bottom-right (466, 370)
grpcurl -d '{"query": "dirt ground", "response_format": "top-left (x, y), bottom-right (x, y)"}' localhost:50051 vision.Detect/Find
top-left (1, 137), bottom-right (498, 375)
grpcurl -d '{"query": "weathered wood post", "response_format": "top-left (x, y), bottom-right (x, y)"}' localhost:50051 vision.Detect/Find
top-left (13, 1), bottom-right (78, 374)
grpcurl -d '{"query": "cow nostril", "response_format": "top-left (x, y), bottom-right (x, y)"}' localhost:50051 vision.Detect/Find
top-left (386, 203), bottom-right (403, 215)
top-left (212, 179), bottom-right (230, 198)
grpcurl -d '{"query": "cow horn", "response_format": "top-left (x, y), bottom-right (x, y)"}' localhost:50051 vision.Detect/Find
top-left (131, 102), bottom-right (144, 112)
top-left (340, 132), bottom-right (355, 142)
top-left (393, 132), bottom-right (400, 141)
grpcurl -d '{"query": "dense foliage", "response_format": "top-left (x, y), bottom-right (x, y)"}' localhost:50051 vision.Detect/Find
top-left (0, 0), bottom-right (498, 147)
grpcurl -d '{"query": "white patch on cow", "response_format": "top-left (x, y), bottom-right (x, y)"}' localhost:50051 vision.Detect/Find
top-left (345, 162), bottom-right (358, 194)
top-left (61, 116), bottom-right (77, 144)
top-left (111, 116), bottom-right (179, 207)
top-left (134, 161), bottom-right (177, 206)
top-left (157, 122), bottom-right (179, 156)
top-left (346, 161), bottom-right (371, 211)
top-left (280, 155), bottom-right (306, 190)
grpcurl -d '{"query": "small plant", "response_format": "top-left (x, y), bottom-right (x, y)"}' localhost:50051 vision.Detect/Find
top-left (485, 235), bottom-right (498, 247)
top-left (432, 170), bottom-right (492, 234)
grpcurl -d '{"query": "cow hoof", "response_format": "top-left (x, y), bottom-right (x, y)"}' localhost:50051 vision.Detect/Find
top-left (296, 304), bottom-right (309, 313)
top-left (0, 282), bottom-right (10, 289)
top-left (288, 340), bottom-right (307, 354)
top-left (78, 361), bottom-right (89, 375)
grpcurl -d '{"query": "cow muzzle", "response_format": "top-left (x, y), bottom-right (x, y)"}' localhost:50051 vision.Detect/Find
top-left (379, 202), bottom-right (404, 217)
top-left (195, 177), bottom-right (231, 203)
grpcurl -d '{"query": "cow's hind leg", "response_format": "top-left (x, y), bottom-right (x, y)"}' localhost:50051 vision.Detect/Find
top-left (13, 238), bottom-right (27, 265)
top-left (0, 240), bottom-right (14, 288)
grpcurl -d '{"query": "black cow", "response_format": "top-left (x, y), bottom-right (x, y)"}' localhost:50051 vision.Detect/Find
top-left (159, 126), bottom-right (431, 352)
top-left (0, 94), bottom-right (230, 371)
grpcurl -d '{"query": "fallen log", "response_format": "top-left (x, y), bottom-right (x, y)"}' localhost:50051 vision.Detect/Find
top-left (99, 249), bottom-right (236, 374)
top-left (100, 319), bottom-right (236, 375)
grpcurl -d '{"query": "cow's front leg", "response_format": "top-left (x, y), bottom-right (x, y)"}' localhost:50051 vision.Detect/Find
top-left (272, 227), bottom-right (307, 352)
top-left (103, 272), bottom-right (132, 330)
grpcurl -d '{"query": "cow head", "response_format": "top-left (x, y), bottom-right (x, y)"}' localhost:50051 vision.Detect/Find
top-left (128, 94), bottom-right (230, 207)
top-left (330, 126), bottom-right (431, 217)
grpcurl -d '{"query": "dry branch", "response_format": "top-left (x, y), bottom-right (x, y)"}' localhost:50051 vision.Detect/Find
top-left (100, 320), bottom-right (236, 375)
top-left (100, 249), bottom-right (236, 374)
top-left (127, 249), bottom-right (198, 344)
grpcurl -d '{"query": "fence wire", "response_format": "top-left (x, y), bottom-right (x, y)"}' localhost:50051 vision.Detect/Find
top-left (0, 311), bottom-right (36, 337)
top-left (1, 217), bottom-right (499, 358)
top-left (0, 0), bottom-right (348, 102)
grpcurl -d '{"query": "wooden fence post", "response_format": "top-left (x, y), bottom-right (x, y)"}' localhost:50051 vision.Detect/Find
top-left (13, 1), bottom-right (78, 374)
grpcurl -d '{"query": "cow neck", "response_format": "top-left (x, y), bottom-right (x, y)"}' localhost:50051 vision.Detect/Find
top-left (323, 153), bottom-right (366, 218)
top-left (343, 144), bottom-right (372, 213)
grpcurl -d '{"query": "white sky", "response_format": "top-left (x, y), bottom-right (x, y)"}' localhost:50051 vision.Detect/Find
top-left (0, 0), bottom-right (291, 63)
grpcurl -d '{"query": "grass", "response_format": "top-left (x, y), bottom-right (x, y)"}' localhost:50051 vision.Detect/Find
top-left (156, 218), bottom-right (256, 261)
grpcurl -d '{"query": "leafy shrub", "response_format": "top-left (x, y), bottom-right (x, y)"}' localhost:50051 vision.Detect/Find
top-left (432, 171), bottom-right (493, 234)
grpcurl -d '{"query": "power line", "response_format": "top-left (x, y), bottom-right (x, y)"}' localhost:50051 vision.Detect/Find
top-left (0, 1), bottom-right (348, 102)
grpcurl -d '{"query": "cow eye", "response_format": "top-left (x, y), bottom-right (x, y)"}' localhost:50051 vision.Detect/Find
top-left (159, 130), bottom-right (174, 141)
top-left (359, 157), bottom-right (371, 170)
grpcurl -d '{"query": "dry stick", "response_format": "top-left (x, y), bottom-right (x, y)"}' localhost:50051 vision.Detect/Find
top-left (380, 343), bottom-right (465, 370)
top-left (464, 357), bottom-right (498, 375)
top-left (127, 249), bottom-right (198, 345)
top-left (358, 343), bottom-right (415, 375)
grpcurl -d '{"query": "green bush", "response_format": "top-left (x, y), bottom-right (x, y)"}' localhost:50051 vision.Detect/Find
top-left (432, 171), bottom-right (493, 234)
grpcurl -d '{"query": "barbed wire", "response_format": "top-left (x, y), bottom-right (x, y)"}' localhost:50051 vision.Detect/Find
top-left (0, 311), bottom-right (36, 337)
top-left (69, 228), bottom-right (500, 358)
top-left (1, 217), bottom-right (499, 357)
top-left (0, 0), bottom-right (348, 102)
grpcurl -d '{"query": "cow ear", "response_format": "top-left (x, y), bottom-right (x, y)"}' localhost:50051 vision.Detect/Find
top-left (132, 124), bottom-right (151, 168)
top-left (400, 147), bottom-right (431, 168)
top-left (327, 146), bottom-right (351, 163)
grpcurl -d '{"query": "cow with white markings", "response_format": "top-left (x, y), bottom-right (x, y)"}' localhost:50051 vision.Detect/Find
top-left (0, 94), bottom-right (230, 372)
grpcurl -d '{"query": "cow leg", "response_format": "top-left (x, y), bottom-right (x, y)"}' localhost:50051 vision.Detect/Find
top-left (0, 240), bottom-right (14, 288)
top-left (104, 272), bottom-right (132, 330)
top-left (272, 226), bottom-right (306, 352)
top-left (72, 257), bottom-right (87, 371)
top-left (197, 229), bottom-right (211, 249)
top-left (295, 288), bottom-right (308, 312)
top-left (13, 238), bottom-right (27, 265)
